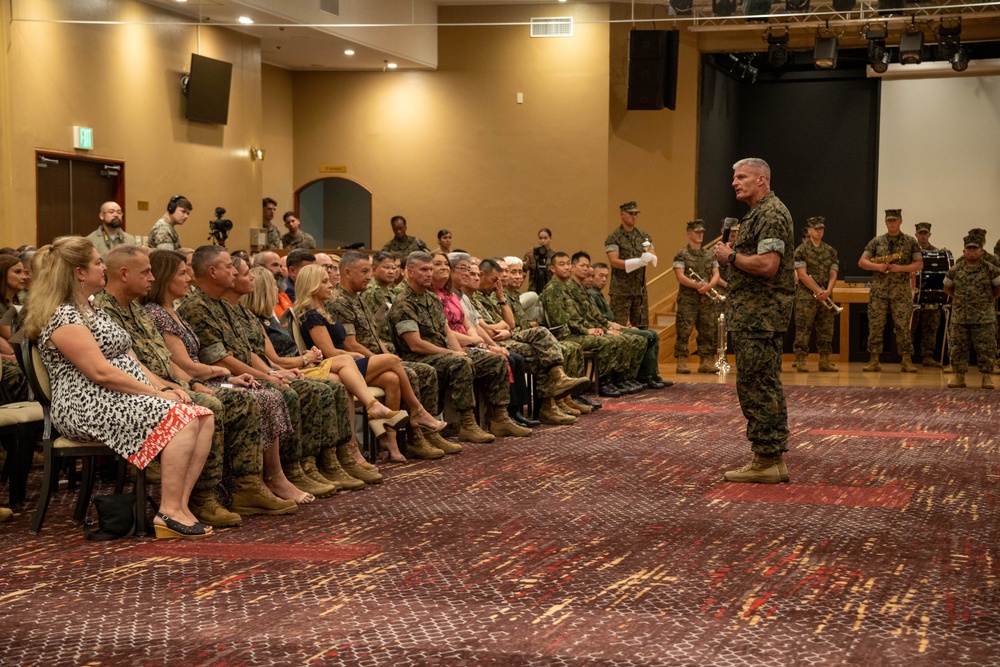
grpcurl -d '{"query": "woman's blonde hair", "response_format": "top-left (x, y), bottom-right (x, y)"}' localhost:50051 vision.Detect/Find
top-left (292, 264), bottom-right (332, 323)
top-left (22, 236), bottom-right (97, 340)
top-left (241, 266), bottom-right (278, 318)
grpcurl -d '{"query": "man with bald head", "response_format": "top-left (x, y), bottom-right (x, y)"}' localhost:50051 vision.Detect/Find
top-left (253, 250), bottom-right (293, 317)
top-left (87, 201), bottom-right (135, 259)
top-left (314, 253), bottom-right (341, 291)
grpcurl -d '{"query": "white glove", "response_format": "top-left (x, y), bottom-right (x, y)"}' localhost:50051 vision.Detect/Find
top-left (624, 258), bottom-right (645, 273)
top-left (641, 252), bottom-right (657, 267)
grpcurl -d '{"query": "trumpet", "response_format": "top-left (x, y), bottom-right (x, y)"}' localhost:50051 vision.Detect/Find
top-left (686, 268), bottom-right (726, 302)
top-left (818, 295), bottom-right (843, 314)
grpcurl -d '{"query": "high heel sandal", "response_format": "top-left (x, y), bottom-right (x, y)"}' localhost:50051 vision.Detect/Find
top-left (411, 405), bottom-right (447, 433)
top-left (366, 400), bottom-right (409, 431)
top-left (377, 437), bottom-right (407, 464)
top-left (154, 511), bottom-right (212, 539)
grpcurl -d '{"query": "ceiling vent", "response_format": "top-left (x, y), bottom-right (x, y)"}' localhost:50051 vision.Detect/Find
top-left (530, 17), bottom-right (573, 38)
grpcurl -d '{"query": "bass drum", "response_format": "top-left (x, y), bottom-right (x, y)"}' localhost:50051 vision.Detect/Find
top-left (915, 249), bottom-right (954, 305)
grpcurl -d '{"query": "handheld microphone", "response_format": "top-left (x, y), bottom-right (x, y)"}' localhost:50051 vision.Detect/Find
top-left (721, 217), bottom-right (738, 244)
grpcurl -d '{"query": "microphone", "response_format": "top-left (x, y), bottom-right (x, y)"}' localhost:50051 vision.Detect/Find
top-left (721, 217), bottom-right (737, 244)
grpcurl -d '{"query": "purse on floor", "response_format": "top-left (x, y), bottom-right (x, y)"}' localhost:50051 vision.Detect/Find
top-left (84, 493), bottom-right (137, 541)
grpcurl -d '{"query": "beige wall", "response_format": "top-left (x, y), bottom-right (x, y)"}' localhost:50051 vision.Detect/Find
top-left (261, 64), bottom-right (295, 215)
top-left (1, 0), bottom-right (263, 249)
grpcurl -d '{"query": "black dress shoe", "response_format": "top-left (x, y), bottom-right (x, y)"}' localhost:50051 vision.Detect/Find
top-left (509, 409), bottom-right (540, 427)
top-left (644, 379), bottom-right (667, 389)
top-left (574, 394), bottom-right (602, 410)
top-left (622, 380), bottom-right (644, 394)
top-left (598, 382), bottom-right (623, 398)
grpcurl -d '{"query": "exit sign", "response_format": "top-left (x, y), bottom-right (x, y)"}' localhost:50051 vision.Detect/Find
top-left (73, 126), bottom-right (93, 150)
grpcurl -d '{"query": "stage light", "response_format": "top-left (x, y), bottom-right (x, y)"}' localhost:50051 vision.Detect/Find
top-left (744, 0), bottom-right (772, 21)
top-left (712, 0), bottom-right (737, 18)
top-left (669, 0), bottom-right (693, 15)
top-left (766, 28), bottom-right (789, 68)
top-left (951, 49), bottom-right (969, 72)
top-left (814, 36), bottom-right (838, 70)
top-left (786, 0), bottom-right (810, 12)
top-left (865, 23), bottom-right (890, 74)
top-left (937, 19), bottom-right (961, 60)
top-left (877, 0), bottom-right (905, 15)
top-left (899, 30), bottom-right (924, 65)
top-left (831, 0), bottom-right (856, 10)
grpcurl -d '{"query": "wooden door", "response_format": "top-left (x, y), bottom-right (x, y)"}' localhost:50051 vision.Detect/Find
top-left (35, 152), bottom-right (125, 245)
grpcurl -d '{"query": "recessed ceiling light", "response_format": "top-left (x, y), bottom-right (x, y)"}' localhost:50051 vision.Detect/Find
top-left (238, 16), bottom-right (254, 24)
top-left (387, 62), bottom-right (398, 69)
top-left (344, 49), bottom-right (355, 56)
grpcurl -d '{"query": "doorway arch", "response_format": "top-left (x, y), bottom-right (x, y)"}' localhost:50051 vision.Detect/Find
top-left (295, 177), bottom-right (372, 250)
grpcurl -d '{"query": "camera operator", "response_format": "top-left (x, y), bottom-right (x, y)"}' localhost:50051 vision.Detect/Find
top-left (209, 207), bottom-right (234, 246)
top-left (149, 195), bottom-right (192, 251)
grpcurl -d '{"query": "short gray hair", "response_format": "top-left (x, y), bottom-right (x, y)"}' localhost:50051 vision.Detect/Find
top-left (733, 158), bottom-right (770, 180)
top-left (504, 256), bottom-right (523, 268)
top-left (447, 252), bottom-right (472, 269)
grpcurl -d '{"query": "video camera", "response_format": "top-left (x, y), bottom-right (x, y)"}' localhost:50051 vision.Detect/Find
top-left (208, 206), bottom-right (233, 246)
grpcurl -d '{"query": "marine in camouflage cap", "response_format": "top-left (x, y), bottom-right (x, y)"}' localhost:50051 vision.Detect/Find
top-left (686, 219), bottom-right (705, 232)
top-left (620, 201), bottom-right (640, 213)
top-left (806, 216), bottom-right (825, 228)
top-left (885, 209), bottom-right (902, 219)
top-left (914, 222), bottom-right (931, 233)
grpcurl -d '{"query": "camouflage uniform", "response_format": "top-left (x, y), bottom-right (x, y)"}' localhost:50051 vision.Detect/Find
top-left (727, 191), bottom-right (795, 456)
top-left (523, 246), bottom-right (555, 294)
top-left (944, 259), bottom-right (1000, 374)
top-left (93, 292), bottom-right (234, 488)
top-left (327, 285), bottom-right (439, 414)
top-left (793, 240), bottom-right (839, 356)
top-left (588, 286), bottom-right (660, 382)
top-left (362, 278), bottom-right (401, 350)
top-left (263, 222), bottom-right (283, 250)
top-left (507, 286), bottom-right (584, 378)
top-left (910, 242), bottom-right (942, 361)
top-left (382, 235), bottom-right (428, 260)
top-left (673, 246), bottom-right (719, 361)
top-left (605, 225), bottom-right (653, 327)
top-left (862, 233), bottom-right (922, 355)
top-left (86, 227), bottom-right (135, 260)
top-left (388, 282), bottom-right (509, 410)
top-left (147, 216), bottom-right (180, 250)
top-left (0, 304), bottom-right (26, 402)
top-left (282, 231), bottom-right (317, 250)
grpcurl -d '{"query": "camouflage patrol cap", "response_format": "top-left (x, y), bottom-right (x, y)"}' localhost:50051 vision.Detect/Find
top-left (885, 209), bottom-right (902, 219)
top-left (968, 228), bottom-right (988, 242)
top-left (806, 216), bottom-right (825, 229)
top-left (686, 219), bottom-right (705, 232)
top-left (619, 201), bottom-right (640, 213)
top-left (914, 222), bottom-right (931, 232)
top-left (964, 235), bottom-right (982, 249)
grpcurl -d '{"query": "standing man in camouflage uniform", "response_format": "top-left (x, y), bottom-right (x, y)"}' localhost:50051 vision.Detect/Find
top-left (148, 195), bottom-right (190, 250)
top-left (673, 219), bottom-right (720, 374)
top-left (387, 251), bottom-right (531, 442)
top-left (858, 209), bottom-right (923, 373)
top-left (793, 216), bottom-right (839, 373)
top-left (382, 216), bottom-right (428, 259)
top-left (606, 201), bottom-right (657, 328)
top-left (327, 250), bottom-right (458, 458)
top-left (908, 222), bottom-right (943, 367)
top-left (944, 235), bottom-right (1000, 389)
top-left (261, 198), bottom-right (283, 250)
top-left (281, 212), bottom-right (317, 251)
top-left (712, 158), bottom-right (795, 484)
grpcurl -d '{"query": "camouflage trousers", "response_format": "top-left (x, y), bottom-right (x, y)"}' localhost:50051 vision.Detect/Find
top-left (793, 293), bottom-right (835, 356)
top-left (414, 349), bottom-right (510, 412)
top-left (610, 290), bottom-right (649, 329)
top-left (213, 387), bottom-right (265, 478)
top-left (500, 327), bottom-right (564, 397)
top-left (949, 322), bottom-right (996, 374)
top-left (623, 328), bottom-right (660, 381)
top-left (1, 359), bottom-right (28, 403)
top-left (186, 390), bottom-right (227, 490)
top-left (272, 378), bottom-right (351, 466)
top-left (910, 308), bottom-right (942, 359)
top-left (867, 287), bottom-right (914, 355)
top-left (402, 361), bottom-right (439, 415)
top-left (674, 296), bottom-right (717, 361)
top-left (732, 331), bottom-right (789, 456)
top-left (559, 341), bottom-right (585, 378)
top-left (564, 332), bottom-right (642, 379)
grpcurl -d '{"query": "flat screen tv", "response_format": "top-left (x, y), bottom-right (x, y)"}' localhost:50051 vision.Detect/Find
top-left (183, 53), bottom-right (232, 125)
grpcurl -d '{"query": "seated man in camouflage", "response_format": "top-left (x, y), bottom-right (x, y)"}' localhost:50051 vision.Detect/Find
top-left (387, 251), bottom-right (531, 442)
top-left (541, 252), bottom-right (644, 398)
top-left (327, 250), bottom-right (458, 459)
top-left (473, 258), bottom-right (590, 424)
top-left (362, 251), bottom-right (402, 351)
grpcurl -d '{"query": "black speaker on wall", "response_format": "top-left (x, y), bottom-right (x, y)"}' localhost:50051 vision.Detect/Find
top-left (627, 30), bottom-right (679, 111)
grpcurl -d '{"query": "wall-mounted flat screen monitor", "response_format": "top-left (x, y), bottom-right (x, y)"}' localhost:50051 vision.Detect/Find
top-left (184, 53), bottom-right (232, 125)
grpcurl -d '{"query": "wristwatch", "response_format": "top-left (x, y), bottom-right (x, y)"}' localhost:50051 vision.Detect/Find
top-left (497, 300), bottom-right (506, 306)
top-left (728, 252), bottom-right (737, 265)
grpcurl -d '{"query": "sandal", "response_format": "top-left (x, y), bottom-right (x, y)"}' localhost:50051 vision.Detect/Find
top-left (411, 406), bottom-right (447, 433)
top-left (154, 511), bottom-right (212, 539)
top-left (365, 399), bottom-right (409, 430)
top-left (377, 439), bottom-right (407, 464)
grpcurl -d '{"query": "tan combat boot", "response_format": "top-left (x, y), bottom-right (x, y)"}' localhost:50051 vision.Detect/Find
top-left (795, 355), bottom-right (808, 373)
top-left (862, 353), bottom-right (881, 372)
top-left (406, 427), bottom-right (445, 459)
top-left (489, 410), bottom-right (533, 437)
top-left (284, 460), bottom-right (338, 497)
top-left (563, 395), bottom-right (592, 415)
top-left (231, 475), bottom-right (297, 516)
top-left (948, 373), bottom-right (966, 388)
top-left (818, 355), bottom-right (837, 372)
top-left (318, 447), bottom-right (366, 491)
top-left (548, 365), bottom-right (590, 396)
top-left (337, 444), bottom-right (383, 485)
top-left (0, 507), bottom-right (11, 523)
top-left (922, 356), bottom-right (942, 368)
top-left (302, 456), bottom-right (342, 495)
top-left (422, 428), bottom-right (462, 455)
top-left (698, 357), bottom-right (719, 374)
top-left (556, 397), bottom-right (581, 417)
top-left (538, 397), bottom-right (576, 425)
top-left (675, 357), bottom-right (691, 374)
top-left (190, 487), bottom-right (243, 526)
top-left (775, 455), bottom-right (790, 483)
top-left (983, 375), bottom-right (995, 390)
top-left (458, 409), bottom-right (495, 443)
top-left (723, 454), bottom-right (782, 484)
top-left (900, 357), bottom-right (918, 373)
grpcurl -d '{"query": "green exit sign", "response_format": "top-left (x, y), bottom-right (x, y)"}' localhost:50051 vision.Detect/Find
top-left (73, 126), bottom-right (93, 150)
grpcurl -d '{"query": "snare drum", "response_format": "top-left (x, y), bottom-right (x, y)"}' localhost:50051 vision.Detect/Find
top-left (915, 249), bottom-right (953, 305)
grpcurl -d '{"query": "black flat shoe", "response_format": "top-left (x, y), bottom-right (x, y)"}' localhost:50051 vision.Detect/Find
top-left (574, 395), bottom-right (602, 410)
top-left (509, 410), bottom-right (540, 428)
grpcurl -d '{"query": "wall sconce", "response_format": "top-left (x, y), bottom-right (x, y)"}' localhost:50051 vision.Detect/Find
top-left (250, 147), bottom-right (265, 161)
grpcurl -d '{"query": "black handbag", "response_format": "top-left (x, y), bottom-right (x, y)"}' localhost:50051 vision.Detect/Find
top-left (84, 493), bottom-right (137, 541)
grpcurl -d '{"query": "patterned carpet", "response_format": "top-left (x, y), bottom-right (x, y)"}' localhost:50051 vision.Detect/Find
top-left (2, 383), bottom-right (999, 666)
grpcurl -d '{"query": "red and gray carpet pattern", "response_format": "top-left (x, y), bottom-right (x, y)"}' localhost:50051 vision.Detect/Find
top-left (1, 384), bottom-right (998, 665)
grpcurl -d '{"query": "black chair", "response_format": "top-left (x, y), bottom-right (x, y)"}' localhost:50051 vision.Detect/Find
top-left (0, 360), bottom-right (44, 507)
top-left (18, 340), bottom-right (147, 536)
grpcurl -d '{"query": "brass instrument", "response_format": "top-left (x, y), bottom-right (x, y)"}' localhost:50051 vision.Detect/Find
top-left (715, 312), bottom-right (730, 373)
top-left (686, 268), bottom-right (726, 302)
top-left (818, 294), bottom-right (843, 314)
top-left (868, 251), bottom-right (905, 272)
